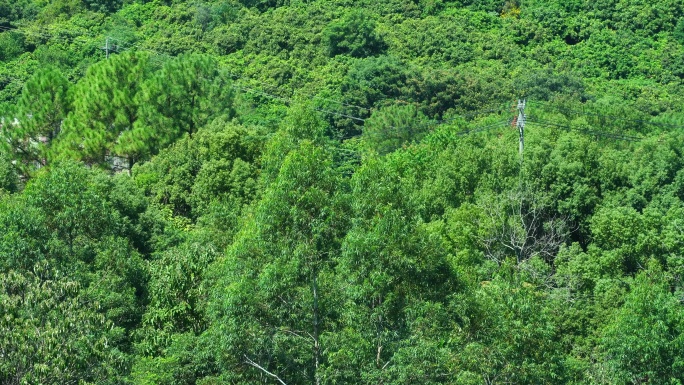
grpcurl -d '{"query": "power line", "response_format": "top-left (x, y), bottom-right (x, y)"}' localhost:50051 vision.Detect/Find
top-left (224, 71), bottom-right (291, 97)
top-left (316, 108), bottom-right (366, 122)
top-left (112, 36), bottom-right (479, 118)
top-left (232, 84), bottom-right (290, 103)
top-left (235, 78), bottom-right (511, 149)
top-left (4, 23), bottom-right (684, 135)
top-left (526, 118), bottom-right (643, 142)
top-left (228, 73), bottom-right (373, 112)
top-left (306, 93), bottom-right (373, 113)
top-left (1, 27), bottom-right (660, 149)
top-left (232, 83), bottom-right (368, 122)
top-left (527, 100), bottom-right (684, 130)
top-left (228, 68), bottom-right (511, 139)
top-left (0, 25), bottom-right (56, 40)
top-left (1, 25), bottom-right (511, 132)
top-left (340, 104), bottom-right (510, 141)
top-left (455, 120), bottom-right (508, 136)
top-left (0, 25), bottom-right (95, 45)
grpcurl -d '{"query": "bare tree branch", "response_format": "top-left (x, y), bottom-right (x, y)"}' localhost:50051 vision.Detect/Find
top-left (477, 188), bottom-right (572, 265)
top-left (244, 355), bottom-right (288, 385)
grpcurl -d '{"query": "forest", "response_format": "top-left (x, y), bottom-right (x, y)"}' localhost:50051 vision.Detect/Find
top-left (2, 0), bottom-right (684, 384)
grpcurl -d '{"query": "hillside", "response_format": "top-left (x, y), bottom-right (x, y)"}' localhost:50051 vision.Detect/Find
top-left (2, 0), bottom-right (684, 384)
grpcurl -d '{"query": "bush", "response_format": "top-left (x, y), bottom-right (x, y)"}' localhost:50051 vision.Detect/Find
top-left (322, 11), bottom-right (385, 58)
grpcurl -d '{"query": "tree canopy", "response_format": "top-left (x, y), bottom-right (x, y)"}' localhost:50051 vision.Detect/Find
top-left (2, 0), bottom-right (684, 383)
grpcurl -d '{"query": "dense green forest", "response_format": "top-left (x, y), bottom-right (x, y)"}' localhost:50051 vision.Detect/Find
top-left (2, 0), bottom-right (684, 383)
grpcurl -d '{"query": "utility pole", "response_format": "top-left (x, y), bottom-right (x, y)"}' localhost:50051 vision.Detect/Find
top-left (516, 99), bottom-right (526, 160)
top-left (102, 36), bottom-right (110, 59)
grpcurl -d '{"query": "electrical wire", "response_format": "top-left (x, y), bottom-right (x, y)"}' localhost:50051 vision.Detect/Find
top-left (231, 73), bottom-right (511, 139)
top-left (307, 94), bottom-right (373, 113)
top-left (1, 25), bottom-right (511, 131)
top-left (455, 120), bottom-right (507, 136)
top-left (528, 100), bottom-right (684, 130)
top-left (339, 104), bottom-right (510, 141)
top-left (527, 118), bottom-right (643, 142)
top-left (0, 25), bottom-right (96, 44)
top-left (3, 27), bottom-right (658, 149)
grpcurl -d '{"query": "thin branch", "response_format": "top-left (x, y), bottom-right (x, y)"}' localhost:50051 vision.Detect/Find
top-left (279, 328), bottom-right (316, 342)
top-left (244, 355), bottom-right (288, 385)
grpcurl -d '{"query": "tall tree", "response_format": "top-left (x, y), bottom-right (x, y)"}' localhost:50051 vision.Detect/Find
top-left (329, 152), bottom-right (460, 384)
top-left (202, 141), bottom-right (349, 384)
top-left (133, 54), bottom-right (235, 152)
top-left (55, 51), bottom-right (150, 168)
top-left (598, 263), bottom-right (684, 384)
top-left (1, 67), bottom-right (70, 174)
top-left (0, 162), bottom-right (147, 384)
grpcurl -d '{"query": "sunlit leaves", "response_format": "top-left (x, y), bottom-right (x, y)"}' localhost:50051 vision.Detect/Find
top-left (56, 51), bottom-right (150, 167)
top-left (323, 11), bottom-right (385, 58)
top-left (1, 66), bottom-right (70, 175)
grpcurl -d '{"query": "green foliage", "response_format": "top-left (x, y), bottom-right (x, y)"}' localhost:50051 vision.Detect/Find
top-left (82, 0), bottom-right (123, 14)
top-left (0, 161), bottom-right (147, 384)
top-left (56, 51), bottom-right (150, 166)
top-left (135, 54), bottom-right (236, 151)
top-left (385, 14), bottom-right (475, 66)
top-left (0, 31), bottom-right (26, 61)
top-left (334, 55), bottom-right (420, 135)
top-left (0, 150), bottom-right (16, 192)
top-left (0, 194), bottom-right (47, 271)
top-left (202, 141), bottom-right (349, 384)
top-left (323, 11), bottom-right (386, 58)
top-left (453, 267), bottom-right (567, 384)
top-left (518, 68), bottom-right (587, 101)
top-left (342, 55), bottom-right (417, 109)
top-left (53, 53), bottom-right (236, 168)
top-left (0, 0), bottom-right (39, 25)
top-left (675, 18), bottom-right (684, 45)
top-left (2, 67), bottom-right (71, 175)
top-left (132, 118), bottom-right (260, 220)
top-left (238, 0), bottom-right (287, 13)
top-left (23, 162), bottom-right (121, 257)
top-left (135, 243), bottom-right (218, 356)
top-left (0, 264), bottom-right (130, 385)
top-left (599, 264), bottom-right (684, 384)
top-left (361, 103), bottom-right (428, 155)
top-left (304, 145), bottom-right (471, 383)
top-left (5, 0), bottom-right (684, 383)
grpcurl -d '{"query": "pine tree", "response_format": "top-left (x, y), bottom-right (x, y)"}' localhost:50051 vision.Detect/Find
top-left (134, 53), bottom-right (235, 150)
top-left (54, 51), bottom-right (150, 169)
top-left (1, 67), bottom-right (70, 174)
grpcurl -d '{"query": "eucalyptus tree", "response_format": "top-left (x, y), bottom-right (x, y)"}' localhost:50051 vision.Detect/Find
top-left (598, 263), bottom-right (684, 384)
top-left (203, 139), bottom-right (349, 384)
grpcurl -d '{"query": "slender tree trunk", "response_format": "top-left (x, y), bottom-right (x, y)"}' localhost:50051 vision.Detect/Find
top-left (128, 155), bottom-right (135, 175)
top-left (312, 268), bottom-right (321, 385)
top-left (376, 295), bottom-right (383, 368)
